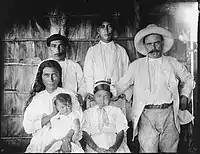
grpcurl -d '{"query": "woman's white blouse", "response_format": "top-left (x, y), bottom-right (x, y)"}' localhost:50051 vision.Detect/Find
top-left (23, 87), bottom-right (81, 134)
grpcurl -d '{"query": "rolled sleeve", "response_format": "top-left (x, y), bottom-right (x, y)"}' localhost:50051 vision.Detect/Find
top-left (171, 58), bottom-right (195, 98)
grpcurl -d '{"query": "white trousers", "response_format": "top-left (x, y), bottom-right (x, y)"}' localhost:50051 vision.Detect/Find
top-left (138, 106), bottom-right (179, 153)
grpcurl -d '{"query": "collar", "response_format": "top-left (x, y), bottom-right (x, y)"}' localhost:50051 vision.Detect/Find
top-left (146, 56), bottom-right (163, 64)
top-left (99, 40), bottom-right (114, 46)
top-left (94, 104), bottom-right (108, 110)
top-left (44, 87), bottom-right (61, 95)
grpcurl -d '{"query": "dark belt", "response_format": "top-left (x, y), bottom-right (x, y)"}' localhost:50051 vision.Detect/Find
top-left (144, 102), bottom-right (173, 109)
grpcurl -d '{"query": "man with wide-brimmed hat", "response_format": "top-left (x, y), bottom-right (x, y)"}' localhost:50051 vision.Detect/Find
top-left (114, 24), bottom-right (195, 153)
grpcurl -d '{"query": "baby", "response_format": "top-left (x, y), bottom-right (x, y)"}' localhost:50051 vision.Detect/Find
top-left (44, 93), bottom-right (83, 153)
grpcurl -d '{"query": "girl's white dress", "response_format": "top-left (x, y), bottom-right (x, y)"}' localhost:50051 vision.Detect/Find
top-left (82, 105), bottom-right (130, 153)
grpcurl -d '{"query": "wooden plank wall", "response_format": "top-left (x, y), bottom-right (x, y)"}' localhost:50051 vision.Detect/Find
top-left (2, 13), bottom-right (138, 152)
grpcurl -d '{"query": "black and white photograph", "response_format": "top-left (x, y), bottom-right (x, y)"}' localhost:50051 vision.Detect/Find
top-left (0, 0), bottom-right (199, 153)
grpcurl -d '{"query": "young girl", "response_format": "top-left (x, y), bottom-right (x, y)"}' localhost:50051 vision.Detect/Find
top-left (33, 93), bottom-right (84, 153)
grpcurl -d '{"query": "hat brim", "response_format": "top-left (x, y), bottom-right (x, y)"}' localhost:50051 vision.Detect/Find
top-left (93, 83), bottom-right (113, 98)
top-left (134, 26), bottom-right (174, 55)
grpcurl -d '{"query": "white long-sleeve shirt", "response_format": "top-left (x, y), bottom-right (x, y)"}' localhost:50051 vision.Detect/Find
top-left (83, 40), bottom-right (132, 101)
top-left (59, 59), bottom-right (86, 99)
top-left (23, 87), bottom-right (82, 134)
top-left (115, 56), bottom-right (195, 138)
top-left (141, 57), bottom-right (173, 105)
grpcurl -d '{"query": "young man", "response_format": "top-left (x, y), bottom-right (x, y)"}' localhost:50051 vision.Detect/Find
top-left (114, 24), bottom-right (195, 153)
top-left (33, 34), bottom-right (87, 102)
top-left (83, 16), bottom-right (132, 116)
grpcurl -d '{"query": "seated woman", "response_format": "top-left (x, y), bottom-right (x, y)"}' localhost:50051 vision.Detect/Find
top-left (23, 59), bottom-right (83, 153)
top-left (81, 80), bottom-right (130, 153)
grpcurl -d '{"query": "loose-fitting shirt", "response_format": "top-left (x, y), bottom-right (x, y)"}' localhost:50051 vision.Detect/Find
top-left (23, 87), bottom-right (82, 135)
top-left (59, 59), bottom-right (86, 99)
top-left (83, 41), bottom-right (132, 101)
top-left (24, 108), bottom-right (83, 153)
top-left (115, 56), bottom-right (195, 138)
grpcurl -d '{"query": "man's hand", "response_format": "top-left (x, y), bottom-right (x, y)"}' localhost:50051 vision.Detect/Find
top-left (76, 93), bottom-right (84, 107)
top-left (110, 94), bottom-right (126, 102)
top-left (179, 95), bottom-right (188, 110)
top-left (85, 93), bottom-right (94, 102)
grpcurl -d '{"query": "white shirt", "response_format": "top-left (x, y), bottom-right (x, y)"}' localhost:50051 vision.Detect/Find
top-left (82, 105), bottom-right (130, 152)
top-left (115, 56), bottom-right (195, 138)
top-left (145, 57), bottom-right (172, 105)
top-left (83, 41), bottom-right (132, 100)
top-left (23, 87), bottom-right (82, 134)
top-left (59, 59), bottom-right (86, 99)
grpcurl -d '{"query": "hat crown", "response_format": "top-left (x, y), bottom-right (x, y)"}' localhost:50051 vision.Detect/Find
top-left (146, 24), bottom-right (158, 28)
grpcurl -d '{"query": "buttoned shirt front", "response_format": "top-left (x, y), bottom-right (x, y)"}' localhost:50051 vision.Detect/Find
top-left (145, 57), bottom-right (173, 105)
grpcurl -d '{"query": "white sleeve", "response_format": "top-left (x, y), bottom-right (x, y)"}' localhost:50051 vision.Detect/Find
top-left (171, 58), bottom-right (195, 98)
top-left (121, 48), bottom-right (133, 101)
top-left (121, 47), bottom-right (130, 74)
top-left (115, 62), bottom-right (136, 96)
top-left (75, 62), bottom-right (87, 99)
top-left (23, 97), bottom-right (43, 134)
top-left (83, 48), bottom-right (95, 94)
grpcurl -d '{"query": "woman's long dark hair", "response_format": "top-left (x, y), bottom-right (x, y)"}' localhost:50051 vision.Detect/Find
top-left (24, 59), bottom-right (62, 112)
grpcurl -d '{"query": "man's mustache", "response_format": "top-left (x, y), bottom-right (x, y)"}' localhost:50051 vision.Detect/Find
top-left (148, 49), bottom-right (160, 54)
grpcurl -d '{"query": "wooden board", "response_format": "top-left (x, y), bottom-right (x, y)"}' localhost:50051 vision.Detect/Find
top-left (4, 64), bottom-right (38, 92)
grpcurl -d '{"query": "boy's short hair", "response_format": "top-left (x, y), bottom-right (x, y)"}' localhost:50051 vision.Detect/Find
top-left (96, 15), bottom-right (115, 29)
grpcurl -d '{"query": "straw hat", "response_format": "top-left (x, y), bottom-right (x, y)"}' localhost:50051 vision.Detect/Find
top-left (134, 24), bottom-right (174, 55)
